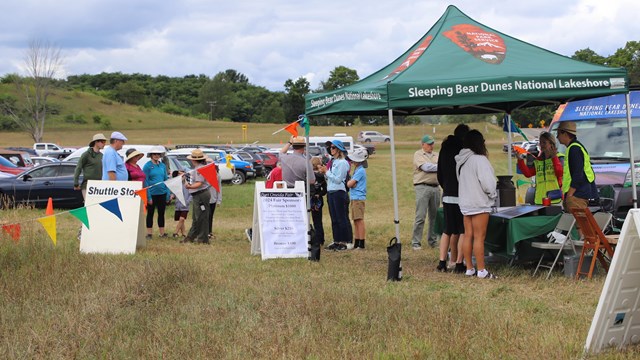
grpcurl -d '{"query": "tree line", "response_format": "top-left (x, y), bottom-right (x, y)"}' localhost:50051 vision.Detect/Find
top-left (1, 40), bottom-right (638, 141)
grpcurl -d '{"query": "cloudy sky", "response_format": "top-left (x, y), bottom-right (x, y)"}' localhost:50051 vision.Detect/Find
top-left (1, 0), bottom-right (638, 91)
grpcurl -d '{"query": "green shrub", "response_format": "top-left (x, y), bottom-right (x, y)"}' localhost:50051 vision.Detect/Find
top-left (92, 114), bottom-right (102, 124)
top-left (47, 103), bottom-right (63, 115)
top-left (100, 119), bottom-right (112, 130)
top-left (0, 116), bottom-right (19, 131)
top-left (100, 99), bottom-right (113, 106)
top-left (64, 114), bottom-right (87, 124)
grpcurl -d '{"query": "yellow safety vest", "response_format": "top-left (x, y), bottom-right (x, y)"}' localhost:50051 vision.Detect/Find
top-left (534, 158), bottom-right (561, 204)
top-left (562, 142), bottom-right (595, 194)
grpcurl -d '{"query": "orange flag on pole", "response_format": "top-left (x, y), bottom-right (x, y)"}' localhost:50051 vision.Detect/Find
top-left (284, 121), bottom-right (299, 137)
top-left (197, 163), bottom-right (220, 193)
top-left (135, 188), bottom-right (148, 213)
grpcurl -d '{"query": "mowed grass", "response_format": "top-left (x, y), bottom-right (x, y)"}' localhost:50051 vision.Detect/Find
top-left (1, 119), bottom-right (639, 358)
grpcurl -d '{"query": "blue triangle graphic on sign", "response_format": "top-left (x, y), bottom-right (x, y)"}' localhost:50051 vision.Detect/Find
top-left (99, 198), bottom-right (123, 222)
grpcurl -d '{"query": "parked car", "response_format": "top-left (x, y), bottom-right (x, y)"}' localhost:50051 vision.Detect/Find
top-left (4, 146), bottom-right (37, 156)
top-left (258, 152), bottom-right (278, 171)
top-left (31, 156), bottom-right (61, 166)
top-left (357, 130), bottom-right (391, 143)
top-left (307, 146), bottom-right (330, 164)
top-left (166, 148), bottom-right (235, 183)
top-left (0, 149), bottom-right (34, 168)
top-left (0, 156), bottom-right (30, 175)
top-left (231, 151), bottom-right (265, 177)
top-left (0, 162), bottom-right (84, 209)
top-left (33, 142), bottom-right (76, 157)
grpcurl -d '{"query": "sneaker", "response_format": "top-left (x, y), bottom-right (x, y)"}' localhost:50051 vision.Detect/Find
top-left (428, 242), bottom-right (437, 248)
top-left (245, 228), bottom-right (252, 242)
top-left (412, 245), bottom-right (422, 251)
top-left (145, 234), bottom-right (152, 240)
top-left (436, 260), bottom-right (447, 272)
top-left (345, 242), bottom-right (354, 250)
top-left (172, 233), bottom-right (179, 238)
top-left (453, 263), bottom-right (466, 274)
top-left (159, 233), bottom-right (168, 238)
top-left (465, 268), bottom-right (477, 277)
top-left (477, 270), bottom-right (498, 279)
top-left (334, 243), bottom-right (348, 251)
top-left (325, 242), bottom-right (338, 250)
top-left (180, 237), bottom-right (194, 244)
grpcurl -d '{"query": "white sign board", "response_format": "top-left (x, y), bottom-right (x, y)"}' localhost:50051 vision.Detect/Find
top-left (80, 180), bottom-right (145, 254)
top-left (251, 181), bottom-right (308, 260)
top-left (585, 209), bottom-right (640, 354)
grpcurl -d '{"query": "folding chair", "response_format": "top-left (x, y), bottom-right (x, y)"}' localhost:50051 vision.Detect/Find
top-left (571, 208), bottom-right (615, 279)
top-left (531, 213), bottom-right (576, 279)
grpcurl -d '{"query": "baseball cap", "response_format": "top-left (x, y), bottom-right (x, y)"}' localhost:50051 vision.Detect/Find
top-left (421, 135), bottom-right (434, 144)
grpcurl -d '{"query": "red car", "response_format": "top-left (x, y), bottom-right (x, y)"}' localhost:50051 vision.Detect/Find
top-left (258, 152), bottom-right (278, 172)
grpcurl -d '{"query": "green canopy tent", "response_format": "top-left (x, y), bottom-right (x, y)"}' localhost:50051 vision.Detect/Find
top-left (305, 5), bottom-right (630, 242)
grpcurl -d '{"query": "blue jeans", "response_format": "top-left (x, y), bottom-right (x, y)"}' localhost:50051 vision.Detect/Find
top-left (327, 190), bottom-right (350, 244)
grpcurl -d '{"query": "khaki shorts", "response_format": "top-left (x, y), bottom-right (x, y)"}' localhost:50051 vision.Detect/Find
top-left (564, 195), bottom-right (589, 213)
top-left (351, 200), bottom-right (366, 220)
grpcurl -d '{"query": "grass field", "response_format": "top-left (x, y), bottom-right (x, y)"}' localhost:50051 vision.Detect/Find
top-left (1, 100), bottom-right (639, 358)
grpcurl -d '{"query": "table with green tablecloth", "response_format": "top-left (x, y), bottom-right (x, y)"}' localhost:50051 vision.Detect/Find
top-left (434, 208), bottom-right (561, 256)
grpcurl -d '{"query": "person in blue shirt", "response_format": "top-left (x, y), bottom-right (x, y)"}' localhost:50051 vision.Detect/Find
top-left (102, 131), bottom-right (128, 181)
top-left (347, 147), bottom-right (368, 250)
top-left (319, 139), bottom-right (351, 251)
top-left (143, 146), bottom-right (170, 239)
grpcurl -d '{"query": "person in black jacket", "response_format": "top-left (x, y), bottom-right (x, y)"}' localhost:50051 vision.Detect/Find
top-left (436, 124), bottom-right (469, 273)
top-left (310, 156), bottom-right (328, 245)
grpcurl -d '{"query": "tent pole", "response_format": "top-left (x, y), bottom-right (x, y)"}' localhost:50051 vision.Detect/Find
top-left (625, 93), bottom-right (638, 209)
top-left (388, 109), bottom-right (401, 241)
top-left (507, 113), bottom-right (513, 176)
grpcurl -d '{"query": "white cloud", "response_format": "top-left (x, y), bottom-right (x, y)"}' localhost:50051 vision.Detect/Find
top-left (1, 0), bottom-right (639, 91)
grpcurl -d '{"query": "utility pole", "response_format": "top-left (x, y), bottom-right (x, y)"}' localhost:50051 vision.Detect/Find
top-left (207, 101), bottom-right (216, 121)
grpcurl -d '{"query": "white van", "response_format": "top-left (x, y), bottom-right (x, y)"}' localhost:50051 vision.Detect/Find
top-left (308, 133), bottom-right (354, 153)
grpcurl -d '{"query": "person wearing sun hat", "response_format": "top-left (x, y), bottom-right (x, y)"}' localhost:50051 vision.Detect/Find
top-left (555, 121), bottom-right (598, 214)
top-left (74, 133), bottom-right (107, 198)
top-left (280, 135), bottom-right (315, 188)
top-left (319, 139), bottom-right (352, 251)
top-left (347, 147), bottom-right (369, 250)
top-left (102, 131), bottom-right (128, 181)
top-left (411, 134), bottom-right (440, 250)
top-left (143, 146), bottom-right (170, 239)
top-left (124, 148), bottom-right (145, 182)
top-left (182, 149), bottom-right (211, 244)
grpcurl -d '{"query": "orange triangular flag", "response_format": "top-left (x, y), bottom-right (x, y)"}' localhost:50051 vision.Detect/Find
top-left (197, 163), bottom-right (220, 193)
top-left (284, 121), bottom-right (299, 137)
top-left (2, 223), bottom-right (21, 243)
top-left (46, 197), bottom-right (54, 216)
top-left (135, 188), bottom-right (148, 213)
top-left (37, 216), bottom-right (57, 246)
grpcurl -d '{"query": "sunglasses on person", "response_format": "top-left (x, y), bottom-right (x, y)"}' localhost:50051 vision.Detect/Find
top-left (330, 145), bottom-right (337, 149)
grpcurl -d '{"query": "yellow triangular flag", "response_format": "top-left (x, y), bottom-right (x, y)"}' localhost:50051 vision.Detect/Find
top-left (37, 216), bottom-right (57, 246)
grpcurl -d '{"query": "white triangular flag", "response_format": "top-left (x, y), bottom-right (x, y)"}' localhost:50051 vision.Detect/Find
top-left (165, 176), bottom-right (186, 207)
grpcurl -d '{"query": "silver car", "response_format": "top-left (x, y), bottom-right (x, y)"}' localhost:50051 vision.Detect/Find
top-left (357, 130), bottom-right (390, 143)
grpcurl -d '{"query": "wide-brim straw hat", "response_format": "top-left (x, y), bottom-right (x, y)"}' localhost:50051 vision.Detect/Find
top-left (125, 150), bottom-right (144, 162)
top-left (187, 149), bottom-right (206, 161)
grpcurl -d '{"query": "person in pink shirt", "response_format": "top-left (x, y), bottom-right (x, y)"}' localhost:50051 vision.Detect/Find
top-left (125, 149), bottom-right (146, 182)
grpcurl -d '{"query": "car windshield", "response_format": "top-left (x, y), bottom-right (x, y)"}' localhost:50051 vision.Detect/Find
top-left (552, 118), bottom-right (640, 160)
top-left (0, 156), bottom-right (18, 168)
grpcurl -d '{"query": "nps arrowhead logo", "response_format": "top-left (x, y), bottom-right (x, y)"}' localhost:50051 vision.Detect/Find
top-left (443, 24), bottom-right (506, 64)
